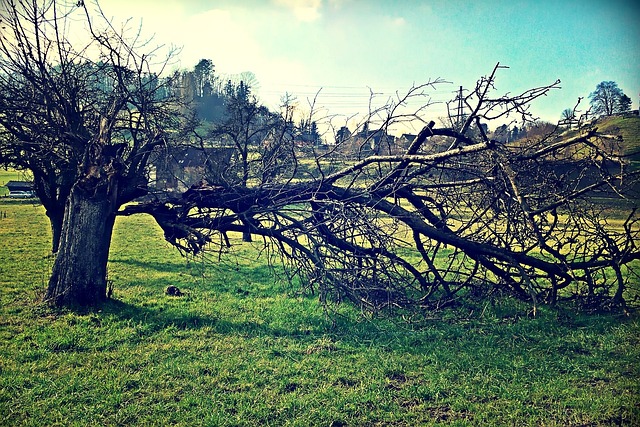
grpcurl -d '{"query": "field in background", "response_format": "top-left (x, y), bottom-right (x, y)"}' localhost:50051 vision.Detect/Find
top-left (594, 114), bottom-right (640, 169)
top-left (0, 187), bottom-right (638, 425)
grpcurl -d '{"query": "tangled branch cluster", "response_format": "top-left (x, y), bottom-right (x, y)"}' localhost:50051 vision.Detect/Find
top-left (122, 64), bottom-right (640, 313)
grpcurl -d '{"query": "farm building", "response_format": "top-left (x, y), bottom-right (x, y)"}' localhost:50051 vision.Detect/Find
top-left (4, 181), bottom-right (33, 192)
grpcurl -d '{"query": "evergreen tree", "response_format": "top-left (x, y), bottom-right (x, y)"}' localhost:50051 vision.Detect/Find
top-left (617, 94), bottom-right (632, 113)
top-left (510, 126), bottom-right (520, 141)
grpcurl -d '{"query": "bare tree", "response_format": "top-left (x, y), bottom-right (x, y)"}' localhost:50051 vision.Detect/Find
top-left (589, 81), bottom-right (629, 117)
top-left (125, 64), bottom-right (639, 313)
top-left (0, 0), bottom-right (188, 306)
top-left (561, 108), bottom-right (575, 128)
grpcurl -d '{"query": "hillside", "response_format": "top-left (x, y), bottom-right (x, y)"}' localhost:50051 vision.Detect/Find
top-left (533, 115), bottom-right (640, 171)
top-left (593, 114), bottom-right (640, 162)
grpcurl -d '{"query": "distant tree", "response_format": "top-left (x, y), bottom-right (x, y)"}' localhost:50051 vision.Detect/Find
top-left (175, 69), bottom-right (196, 102)
top-left (236, 81), bottom-right (251, 103)
top-left (181, 59), bottom-right (226, 122)
top-left (492, 124), bottom-right (509, 142)
top-left (238, 71), bottom-right (260, 93)
top-left (193, 59), bottom-right (215, 98)
top-left (510, 126), bottom-right (520, 141)
top-left (522, 121), bottom-right (556, 140)
top-left (589, 81), bottom-right (628, 116)
top-left (617, 94), bottom-right (632, 113)
top-left (216, 81), bottom-right (266, 187)
top-left (310, 121), bottom-right (321, 146)
top-left (297, 119), bottom-right (322, 146)
top-left (561, 108), bottom-right (575, 128)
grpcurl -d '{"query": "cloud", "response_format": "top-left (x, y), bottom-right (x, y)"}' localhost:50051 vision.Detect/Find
top-left (327, 0), bottom-right (349, 9)
top-left (390, 17), bottom-right (407, 27)
top-left (160, 5), bottom-right (316, 108)
top-left (176, 8), bottom-right (266, 73)
top-left (272, 0), bottom-right (322, 22)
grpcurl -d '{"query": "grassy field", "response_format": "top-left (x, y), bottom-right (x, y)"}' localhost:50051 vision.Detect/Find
top-left (595, 114), bottom-right (640, 167)
top-left (1, 184), bottom-right (639, 426)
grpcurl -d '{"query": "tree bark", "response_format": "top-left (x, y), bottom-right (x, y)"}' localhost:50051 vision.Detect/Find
top-left (45, 183), bottom-right (116, 306)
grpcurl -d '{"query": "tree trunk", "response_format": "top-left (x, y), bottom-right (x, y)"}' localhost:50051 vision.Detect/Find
top-left (45, 184), bottom-right (116, 307)
top-left (46, 209), bottom-right (64, 253)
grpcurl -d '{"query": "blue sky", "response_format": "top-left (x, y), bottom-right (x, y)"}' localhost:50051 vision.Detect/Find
top-left (99, 0), bottom-right (639, 131)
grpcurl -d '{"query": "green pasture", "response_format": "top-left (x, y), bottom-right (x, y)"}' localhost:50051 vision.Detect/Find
top-left (0, 187), bottom-right (639, 426)
top-left (598, 114), bottom-right (640, 162)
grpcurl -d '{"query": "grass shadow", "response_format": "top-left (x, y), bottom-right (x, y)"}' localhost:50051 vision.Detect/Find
top-left (109, 257), bottom-right (193, 274)
top-left (99, 297), bottom-right (323, 342)
top-left (95, 291), bottom-right (638, 361)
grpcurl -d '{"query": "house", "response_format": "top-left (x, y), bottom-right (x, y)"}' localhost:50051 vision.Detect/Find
top-left (151, 146), bottom-right (235, 192)
top-left (341, 125), bottom-right (395, 157)
top-left (395, 134), bottom-right (417, 153)
top-left (3, 180), bottom-right (35, 198)
top-left (4, 180), bottom-right (33, 192)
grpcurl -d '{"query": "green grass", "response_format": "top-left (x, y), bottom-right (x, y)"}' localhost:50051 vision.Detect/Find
top-left (0, 200), bottom-right (639, 426)
top-left (596, 115), bottom-right (640, 155)
top-left (595, 115), bottom-right (640, 169)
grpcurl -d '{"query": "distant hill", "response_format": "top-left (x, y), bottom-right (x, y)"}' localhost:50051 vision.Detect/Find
top-left (592, 114), bottom-right (640, 163)
top-left (547, 114), bottom-right (640, 170)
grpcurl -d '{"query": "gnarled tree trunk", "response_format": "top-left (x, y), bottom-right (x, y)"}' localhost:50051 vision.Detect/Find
top-left (45, 182), bottom-right (117, 306)
top-left (0, 0), bottom-right (184, 308)
top-left (45, 123), bottom-right (122, 307)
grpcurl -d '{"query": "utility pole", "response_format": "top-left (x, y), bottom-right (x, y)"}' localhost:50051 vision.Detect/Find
top-left (454, 86), bottom-right (464, 130)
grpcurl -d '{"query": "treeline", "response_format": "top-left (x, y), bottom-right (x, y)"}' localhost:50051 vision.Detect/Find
top-left (491, 121), bottom-right (557, 143)
top-left (171, 59), bottom-right (322, 145)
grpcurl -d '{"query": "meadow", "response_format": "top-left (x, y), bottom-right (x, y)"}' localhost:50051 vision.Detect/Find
top-left (0, 187), bottom-right (638, 425)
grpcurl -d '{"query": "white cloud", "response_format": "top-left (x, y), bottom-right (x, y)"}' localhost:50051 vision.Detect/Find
top-left (272, 0), bottom-right (322, 22)
top-left (327, 0), bottom-right (348, 8)
top-left (390, 17), bottom-right (407, 27)
top-left (177, 9), bottom-right (265, 72)
top-left (163, 6), bottom-right (315, 108)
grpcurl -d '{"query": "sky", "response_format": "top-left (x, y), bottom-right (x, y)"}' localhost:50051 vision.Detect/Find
top-left (92, 0), bottom-right (638, 133)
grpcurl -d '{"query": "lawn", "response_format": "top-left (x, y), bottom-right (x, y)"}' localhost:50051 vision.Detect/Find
top-left (0, 196), bottom-right (638, 426)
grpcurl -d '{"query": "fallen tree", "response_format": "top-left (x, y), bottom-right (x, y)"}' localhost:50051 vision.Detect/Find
top-left (122, 64), bottom-right (640, 313)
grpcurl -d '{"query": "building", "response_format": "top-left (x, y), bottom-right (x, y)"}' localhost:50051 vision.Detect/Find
top-left (151, 146), bottom-right (235, 192)
top-left (3, 180), bottom-right (35, 198)
top-left (4, 180), bottom-right (33, 192)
